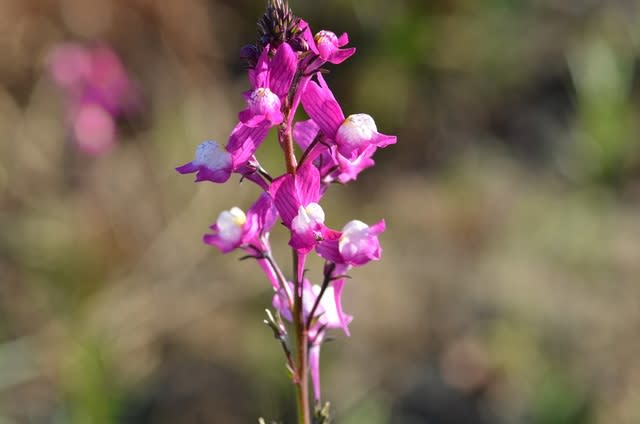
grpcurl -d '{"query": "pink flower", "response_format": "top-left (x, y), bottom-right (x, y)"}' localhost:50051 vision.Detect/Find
top-left (203, 193), bottom-right (277, 253)
top-left (176, 141), bottom-right (233, 183)
top-left (270, 163), bottom-right (338, 253)
top-left (204, 206), bottom-right (249, 253)
top-left (294, 119), bottom-right (377, 184)
top-left (225, 121), bottom-right (271, 166)
top-left (297, 21), bottom-right (355, 72)
top-left (239, 43), bottom-right (297, 127)
top-left (177, 122), bottom-right (271, 186)
top-left (240, 87), bottom-right (283, 126)
top-left (313, 30), bottom-right (356, 64)
top-left (316, 219), bottom-right (385, 266)
top-left (48, 43), bottom-right (140, 156)
top-left (289, 202), bottom-right (331, 252)
top-left (301, 73), bottom-right (396, 160)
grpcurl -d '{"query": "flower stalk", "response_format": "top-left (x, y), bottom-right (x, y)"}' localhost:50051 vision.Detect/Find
top-left (176, 1), bottom-right (396, 421)
top-left (291, 251), bottom-right (311, 424)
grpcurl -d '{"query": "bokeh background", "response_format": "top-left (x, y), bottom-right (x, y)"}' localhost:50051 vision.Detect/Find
top-left (1, 0), bottom-right (640, 423)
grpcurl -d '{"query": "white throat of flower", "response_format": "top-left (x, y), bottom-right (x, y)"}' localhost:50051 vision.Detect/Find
top-left (314, 30), bottom-right (338, 46)
top-left (291, 202), bottom-right (325, 234)
top-left (193, 141), bottom-right (232, 171)
top-left (339, 220), bottom-right (369, 257)
top-left (216, 207), bottom-right (247, 243)
top-left (250, 87), bottom-right (280, 113)
top-left (336, 114), bottom-right (377, 147)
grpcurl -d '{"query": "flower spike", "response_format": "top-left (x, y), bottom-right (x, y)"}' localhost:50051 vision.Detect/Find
top-left (177, 1), bottom-right (396, 419)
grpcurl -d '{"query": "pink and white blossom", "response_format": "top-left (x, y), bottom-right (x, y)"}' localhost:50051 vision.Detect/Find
top-left (176, 141), bottom-right (233, 183)
top-left (317, 219), bottom-right (385, 266)
top-left (239, 43), bottom-right (297, 127)
top-left (203, 193), bottom-right (277, 254)
top-left (301, 73), bottom-right (396, 160)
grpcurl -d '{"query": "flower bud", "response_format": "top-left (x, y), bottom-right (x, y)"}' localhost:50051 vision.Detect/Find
top-left (240, 44), bottom-right (260, 68)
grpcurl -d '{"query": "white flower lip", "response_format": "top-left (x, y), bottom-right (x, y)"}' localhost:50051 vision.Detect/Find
top-left (250, 87), bottom-right (280, 114)
top-left (193, 141), bottom-right (232, 171)
top-left (339, 219), bottom-right (369, 255)
top-left (216, 207), bottom-right (247, 243)
top-left (292, 202), bottom-right (325, 234)
top-left (336, 114), bottom-right (377, 148)
top-left (314, 30), bottom-right (338, 45)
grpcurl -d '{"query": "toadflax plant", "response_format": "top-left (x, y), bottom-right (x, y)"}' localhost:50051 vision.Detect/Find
top-left (177, 1), bottom-right (395, 422)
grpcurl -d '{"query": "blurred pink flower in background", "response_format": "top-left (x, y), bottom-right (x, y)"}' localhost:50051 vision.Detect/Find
top-left (48, 43), bottom-right (140, 155)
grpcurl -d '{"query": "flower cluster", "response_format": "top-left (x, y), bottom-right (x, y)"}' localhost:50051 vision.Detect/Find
top-left (48, 43), bottom-right (140, 155)
top-left (177, 0), bottom-right (395, 418)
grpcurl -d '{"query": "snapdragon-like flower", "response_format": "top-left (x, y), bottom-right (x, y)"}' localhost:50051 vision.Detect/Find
top-left (206, 206), bottom-right (248, 252)
top-left (296, 21), bottom-right (356, 73)
top-left (177, 122), bottom-right (271, 187)
top-left (317, 219), bottom-right (385, 266)
top-left (270, 163), bottom-right (337, 253)
top-left (239, 43), bottom-right (297, 127)
top-left (294, 119), bottom-right (377, 184)
top-left (302, 73), bottom-right (396, 159)
top-left (291, 203), bottom-right (325, 240)
top-left (313, 30), bottom-right (356, 64)
top-left (176, 141), bottom-right (233, 183)
top-left (203, 192), bottom-right (277, 254)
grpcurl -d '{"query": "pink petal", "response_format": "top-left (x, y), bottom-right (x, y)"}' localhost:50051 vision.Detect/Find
top-left (293, 119), bottom-right (320, 150)
top-left (335, 145), bottom-right (376, 183)
top-left (328, 47), bottom-right (356, 65)
top-left (203, 233), bottom-right (237, 253)
top-left (316, 230), bottom-right (342, 263)
top-left (268, 109), bottom-right (285, 125)
top-left (271, 163), bottom-right (322, 227)
top-left (295, 162), bottom-right (322, 206)
top-left (175, 161), bottom-right (198, 174)
top-left (247, 192), bottom-right (278, 234)
top-left (289, 230), bottom-right (317, 253)
top-left (249, 46), bottom-right (270, 88)
top-left (296, 252), bottom-right (308, 286)
top-left (226, 122), bottom-right (270, 165)
top-left (301, 76), bottom-right (344, 139)
top-left (271, 174), bottom-right (298, 226)
top-left (337, 33), bottom-right (349, 47)
top-left (256, 258), bottom-right (280, 290)
top-left (332, 279), bottom-right (353, 336)
top-left (369, 219), bottom-right (386, 236)
top-left (269, 43), bottom-right (298, 97)
top-left (298, 20), bottom-right (319, 55)
top-left (194, 167), bottom-right (232, 183)
top-left (273, 284), bottom-right (294, 321)
top-left (309, 344), bottom-right (322, 401)
top-left (372, 133), bottom-right (397, 148)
